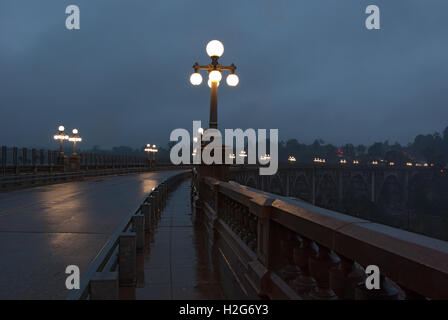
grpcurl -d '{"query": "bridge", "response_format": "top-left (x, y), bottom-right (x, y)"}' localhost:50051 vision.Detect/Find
top-left (1, 148), bottom-right (447, 300)
top-left (230, 164), bottom-right (448, 240)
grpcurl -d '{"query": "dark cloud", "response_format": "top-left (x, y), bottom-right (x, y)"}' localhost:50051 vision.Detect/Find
top-left (1, 0), bottom-right (447, 149)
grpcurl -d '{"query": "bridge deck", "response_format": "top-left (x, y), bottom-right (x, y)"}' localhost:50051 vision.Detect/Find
top-left (0, 171), bottom-right (182, 299)
top-left (136, 180), bottom-right (226, 300)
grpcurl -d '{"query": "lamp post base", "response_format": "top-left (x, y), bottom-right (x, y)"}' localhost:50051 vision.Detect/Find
top-left (68, 154), bottom-right (81, 172)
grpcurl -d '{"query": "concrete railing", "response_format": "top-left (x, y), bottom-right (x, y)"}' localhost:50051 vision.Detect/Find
top-left (0, 165), bottom-right (192, 191)
top-left (67, 170), bottom-right (191, 300)
top-left (193, 176), bottom-right (448, 300)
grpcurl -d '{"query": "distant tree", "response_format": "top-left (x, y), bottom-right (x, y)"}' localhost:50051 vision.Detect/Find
top-left (356, 144), bottom-right (366, 156)
top-left (368, 142), bottom-right (385, 158)
top-left (342, 143), bottom-right (355, 158)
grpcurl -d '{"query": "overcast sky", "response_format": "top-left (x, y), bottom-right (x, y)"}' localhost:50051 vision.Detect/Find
top-left (1, 0), bottom-right (447, 149)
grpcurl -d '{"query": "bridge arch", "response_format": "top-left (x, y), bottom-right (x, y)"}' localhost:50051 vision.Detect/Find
top-left (316, 173), bottom-right (338, 210)
top-left (292, 174), bottom-right (311, 202)
top-left (269, 176), bottom-right (284, 195)
top-left (245, 176), bottom-right (257, 189)
top-left (378, 174), bottom-right (404, 215)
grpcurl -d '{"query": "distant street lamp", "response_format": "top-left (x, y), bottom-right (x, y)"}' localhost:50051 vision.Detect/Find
top-left (151, 145), bottom-right (158, 161)
top-left (144, 144), bottom-right (152, 161)
top-left (260, 154), bottom-right (270, 164)
top-left (288, 156), bottom-right (297, 163)
top-left (239, 150), bottom-right (247, 158)
top-left (314, 157), bottom-right (326, 164)
top-left (145, 144), bottom-right (158, 165)
top-left (53, 125), bottom-right (69, 154)
top-left (68, 129), bottom-right (82, 155)
top-left (190, 40), bottom-right (239, 129)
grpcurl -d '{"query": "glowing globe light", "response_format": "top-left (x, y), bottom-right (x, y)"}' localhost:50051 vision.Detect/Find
top-left (207, 79), bottom-right (220, 88)
top-left (58, 125), bottom-right (65, 132)
top-left (226, 74), bottom-right (239, 87)
top-left (206, 40), bottom-right (224, 58)
top-left (72, 128), bottom-right (78, 134)
top-left (189, 72), bottom-right (203, 86)
top-left (209, 70), bottom-right (222, 82)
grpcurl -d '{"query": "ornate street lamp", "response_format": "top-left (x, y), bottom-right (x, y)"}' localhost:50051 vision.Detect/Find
top-left (144, 144), bottom-right (152, 160)
top-left (53, 125), bottom-right (69, 154)
top-left (144, 144), bottom-right (158, 166)
top-left (190, 40), bottom-right (239, 129)
top-left (68, 129), bottom-right (82, 155)
top-left (151, 144), bottom-right (158, 161)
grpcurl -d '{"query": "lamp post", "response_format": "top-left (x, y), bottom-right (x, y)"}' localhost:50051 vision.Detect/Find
top-left (53, 125), bottom-right (69, 154)
top-left (67, 129), bottom-right (82, 171)
top-left (144, 144), bottom-right (158, 167)
top-left (190, 40), bottom-right (239, 129)
top-left (288, 156), bottom-right (297, 164)
top-left (144, 144), bottom-right (152, 162)
top-left (69, 129), bottom-right (82, 155)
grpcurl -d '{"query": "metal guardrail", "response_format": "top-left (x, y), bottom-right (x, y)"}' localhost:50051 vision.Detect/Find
top-left (66, 170), bottom-right (190, 300)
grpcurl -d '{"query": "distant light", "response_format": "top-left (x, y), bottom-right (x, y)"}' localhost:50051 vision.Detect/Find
top-left (72, 129), bottom-right (78, 134)
top-left (58, 125), bottom-right (65, 132)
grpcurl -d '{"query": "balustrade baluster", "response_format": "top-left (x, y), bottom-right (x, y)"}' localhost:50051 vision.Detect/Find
top-left (308, 245), bottom-right (339, 300)
top-left (13, 147), bottom-right (18, 174)
top-left (1, 146), bottom-right (6, 176)
top-left (354, 274), bottom-right (399, 300)
top-left (40, 149), bottom-right (44, 165)
top-left (329, 256), bottom-right (365, 299)
top-left (277, 231), bottom-right (301, 287)
top-left (292, 236), bottom-right (317, 298)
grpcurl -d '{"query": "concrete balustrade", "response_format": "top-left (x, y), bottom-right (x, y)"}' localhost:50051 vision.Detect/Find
top-left (66, 170), bottom-right (191, 300)
top-left (194, 175), bottom-right (448, 300)
top-left (90, 272), bottom-right (119, 300)
top-left (132, 214), bottom-right (145, 252)
top-left (118, 232), bottom-right (137, 287)
top-left (141, 203), bottom-right (151, 232)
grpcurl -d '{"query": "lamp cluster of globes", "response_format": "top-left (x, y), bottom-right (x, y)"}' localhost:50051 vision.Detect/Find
top-left (53, 126), bottom-right (82, 144)
top-left (144, 144), bottom-right (158, 153)
top-left (189, 40), bottom-right (240, 87)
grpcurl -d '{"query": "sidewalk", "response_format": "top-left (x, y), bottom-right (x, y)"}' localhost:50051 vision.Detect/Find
top-left (136, 180), bottom-right (225, 299)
